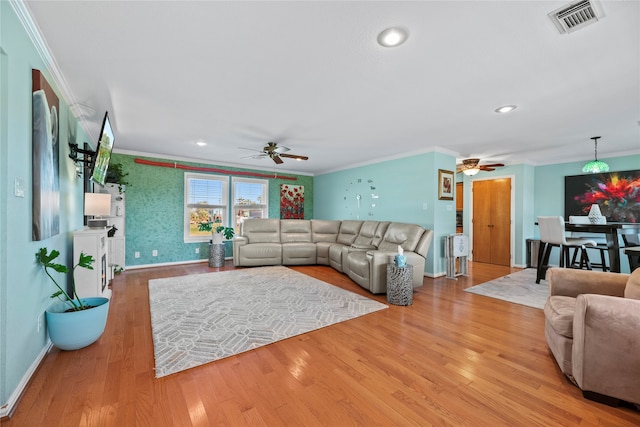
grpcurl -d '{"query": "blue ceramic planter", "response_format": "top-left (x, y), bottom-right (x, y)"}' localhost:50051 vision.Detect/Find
top-left (45, 297), bottom-right (109, 351)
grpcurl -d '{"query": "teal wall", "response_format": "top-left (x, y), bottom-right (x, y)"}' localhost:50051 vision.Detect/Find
top-left (111, 154), bottom-right (313, 267)
top-left (314, 151), bottom-right (457, 276)
top-left (2, 0), bottom-right (639, 414)
top-left (1, 1), bottom-right (88, 409)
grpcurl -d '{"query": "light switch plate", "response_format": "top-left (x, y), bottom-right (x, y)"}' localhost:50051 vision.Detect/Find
top-left (14, 178), bottom-right (25, 198)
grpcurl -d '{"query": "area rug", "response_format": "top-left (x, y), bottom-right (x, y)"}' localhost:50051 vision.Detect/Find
top-left (464, 268), bottom-right (548, 309)
top-left (148, 266), bottom-right (387, 377)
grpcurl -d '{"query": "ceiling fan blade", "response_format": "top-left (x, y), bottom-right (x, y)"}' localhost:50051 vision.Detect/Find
top-left (280, 153), bottom-right (308, 161)
top-left (239, 146), bottom-right (262, 153)
top-left (481, 163), bottom-right (505, 168)
top-left (272, 155), bottom-right (284, 164)
top-left (480, 167), bottom-right (496, 171)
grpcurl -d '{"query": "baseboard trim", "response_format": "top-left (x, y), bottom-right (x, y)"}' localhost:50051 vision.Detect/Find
top-left (126, 258), bottom-right (234, 270)
top-left (0, 340), bottom-right (53, 420)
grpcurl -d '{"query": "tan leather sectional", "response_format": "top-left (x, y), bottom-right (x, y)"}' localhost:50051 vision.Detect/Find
top-left (233, 219), bottom-right (434, 294)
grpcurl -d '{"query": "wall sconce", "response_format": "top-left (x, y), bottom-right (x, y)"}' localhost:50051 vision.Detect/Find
top-left (84, 193), bottom-right (111, 228)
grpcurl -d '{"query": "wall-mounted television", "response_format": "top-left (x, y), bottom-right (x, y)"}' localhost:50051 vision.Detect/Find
top-left (90, 112), bottom-right (115, 186)
top-left (564, 169), bottom-right (640, 223)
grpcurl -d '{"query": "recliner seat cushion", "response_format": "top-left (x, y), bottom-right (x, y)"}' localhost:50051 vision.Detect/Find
top-left (544, 295), bottom-right (577, 338)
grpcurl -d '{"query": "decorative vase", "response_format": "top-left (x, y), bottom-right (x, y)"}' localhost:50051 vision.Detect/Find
top-left (45, 297), bottom-right (110, 351)
top-left (588, 204), bottom-right (606, 224)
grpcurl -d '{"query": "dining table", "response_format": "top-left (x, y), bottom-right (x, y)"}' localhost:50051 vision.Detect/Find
top-left (564, 222), bottom-right (640, 273)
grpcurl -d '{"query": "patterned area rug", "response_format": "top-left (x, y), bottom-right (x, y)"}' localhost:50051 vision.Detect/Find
top-left (148, 266), bottom-right (387, 377)
top-left (464, 268), bottom-right (549, 309)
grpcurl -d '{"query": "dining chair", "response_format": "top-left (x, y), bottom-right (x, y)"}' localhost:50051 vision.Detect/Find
top-left (536, 216), bottom-right (598, 284)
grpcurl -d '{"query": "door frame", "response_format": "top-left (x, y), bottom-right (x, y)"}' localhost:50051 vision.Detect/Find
top-left (468, 174), bottom-right (515, 267)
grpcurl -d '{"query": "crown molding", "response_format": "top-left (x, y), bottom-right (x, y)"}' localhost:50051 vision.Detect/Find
top-left (9, 0), bottom-right (92, 138)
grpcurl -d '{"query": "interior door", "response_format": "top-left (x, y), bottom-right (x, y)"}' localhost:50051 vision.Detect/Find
top-left (472, 178), bottom-right (511, 266)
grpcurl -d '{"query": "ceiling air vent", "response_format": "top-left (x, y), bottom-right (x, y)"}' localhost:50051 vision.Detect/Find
top-left (548, 0), bottom-right (605, 34)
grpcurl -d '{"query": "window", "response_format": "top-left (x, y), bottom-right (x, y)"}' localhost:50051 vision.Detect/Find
top-left (232, 178), bottom-right (268, 233)
top-left (184, 173), bottom-right (228, 242)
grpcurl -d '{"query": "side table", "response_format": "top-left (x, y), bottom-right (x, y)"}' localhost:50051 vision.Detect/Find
top-left (386, 264), bottom-right (413, 306)
top-left (209, 243), bottom-right (226, 268)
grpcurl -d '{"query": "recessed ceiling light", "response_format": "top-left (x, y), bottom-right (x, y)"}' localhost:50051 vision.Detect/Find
top-left (377, 27), bottom-right (409, 47)
top-left (195, 140), bottom-right (207, 147)
top-left (495, 105), bottom-right (517, 114)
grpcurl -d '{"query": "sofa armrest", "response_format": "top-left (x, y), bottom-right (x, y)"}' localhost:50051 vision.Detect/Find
top-left (547, 268), bottom-right (628, 298)
top-left (232, 236), bottom-right (249, 265)
top-left (572, 294), bottom-right (640, 403)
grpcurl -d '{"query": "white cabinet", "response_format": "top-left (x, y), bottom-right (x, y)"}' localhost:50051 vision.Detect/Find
top-left (73, 228), bottom-right (111, 299)
top-left (102, 183), bottom-right (126, 273)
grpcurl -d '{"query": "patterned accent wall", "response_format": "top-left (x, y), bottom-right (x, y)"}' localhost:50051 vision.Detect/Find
top-left (110, 154), bottom-right (313, 267)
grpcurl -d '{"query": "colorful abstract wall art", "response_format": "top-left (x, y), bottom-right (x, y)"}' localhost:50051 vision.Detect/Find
top-left (565, 170), bottom-right (640, 223)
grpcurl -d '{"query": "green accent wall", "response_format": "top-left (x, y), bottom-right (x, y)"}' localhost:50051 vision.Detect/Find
top-left (111, 154), bottom-right (313, 267)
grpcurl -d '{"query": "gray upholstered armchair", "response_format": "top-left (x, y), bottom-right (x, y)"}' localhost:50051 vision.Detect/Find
top-left (544, 267), bottom-right (640, 406)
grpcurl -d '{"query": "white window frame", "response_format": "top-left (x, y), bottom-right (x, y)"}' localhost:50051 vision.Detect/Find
top-left (232, 177), bottom-right (269, 233)
top-left (184, 172), bottom-right (229, 243)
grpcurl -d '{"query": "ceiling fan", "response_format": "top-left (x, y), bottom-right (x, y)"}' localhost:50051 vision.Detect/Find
top-left (456, 158), bottom-right (504, 175)
top-left (240, 142), bottom-right (309, 164)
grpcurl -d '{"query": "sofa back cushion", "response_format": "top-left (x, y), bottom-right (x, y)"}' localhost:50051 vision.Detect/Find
top-left (241, 218), bottom-right (281, 243)
top-left (372, 222), bottom-right (390, 247)
top-left (280, 220), bottom-right (312, 243)
top-left (311, 220), bottom-right (341, 243)
top-left (625, 267), bottom-right (640, 300)
top-left (353, 221), bottom-right (379, 248)
top-left (336, 220), bottom-right (363, 245)
top-left (378, 222), bottom-right (425, 252)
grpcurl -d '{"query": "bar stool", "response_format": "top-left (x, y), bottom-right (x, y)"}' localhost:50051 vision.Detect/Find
top-left (536, 216), bottom-right (598, 284)
top-left (568, 216), bottom-right (609, 271)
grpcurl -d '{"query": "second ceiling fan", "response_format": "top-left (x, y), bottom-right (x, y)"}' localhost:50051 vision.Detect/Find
top-left (456, 158), bottom-right (504, 175)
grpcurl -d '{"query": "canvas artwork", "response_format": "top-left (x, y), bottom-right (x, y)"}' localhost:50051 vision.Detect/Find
top-left (565, 169), bottom-right (640, 223)
top-left (32, 69), bottom-right (60, 241)
top-left (280, 184), bottom-right (304, 219)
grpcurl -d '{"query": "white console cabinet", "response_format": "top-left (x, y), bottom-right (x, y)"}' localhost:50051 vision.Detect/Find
top-left (73, 228), bottom-right (111, 299)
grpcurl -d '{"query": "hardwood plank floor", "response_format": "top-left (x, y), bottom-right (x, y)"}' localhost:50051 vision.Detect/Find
top-left (4, 262), bottom-right (640, 426)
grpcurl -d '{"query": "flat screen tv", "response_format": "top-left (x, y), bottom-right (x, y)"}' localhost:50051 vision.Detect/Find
top-left (90, 112), bottom-right (115, 186)
top-left (564, 169), bottom-right (640, 223)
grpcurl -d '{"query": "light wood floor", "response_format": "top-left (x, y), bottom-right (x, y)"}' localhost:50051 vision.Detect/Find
top-left (4, 262), bottom-right (640, 426)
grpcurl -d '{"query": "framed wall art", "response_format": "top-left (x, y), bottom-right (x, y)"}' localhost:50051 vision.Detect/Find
top-left (438, 169), bottom-right (454, 200)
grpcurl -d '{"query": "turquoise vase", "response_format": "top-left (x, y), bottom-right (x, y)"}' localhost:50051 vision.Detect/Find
top-left (45, 297), bottom-right (109, 351)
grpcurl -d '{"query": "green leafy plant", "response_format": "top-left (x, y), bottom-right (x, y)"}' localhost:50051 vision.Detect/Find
top-left (198, 222), bottom-right (235, 240)
top-left (105, 162), bottom-right (130, 194)
top-left (35, 247), bottom-right (95, 311)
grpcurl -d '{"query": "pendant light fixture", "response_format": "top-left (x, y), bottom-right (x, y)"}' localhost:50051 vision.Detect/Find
top-left (582, 136), bottom-right (609, 174)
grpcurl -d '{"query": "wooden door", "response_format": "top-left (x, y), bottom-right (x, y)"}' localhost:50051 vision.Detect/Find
top-left (472, 178), bottom-right (511, 266)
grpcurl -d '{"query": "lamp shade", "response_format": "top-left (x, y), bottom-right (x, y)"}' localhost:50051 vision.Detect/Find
top-left (84, 193), bottom-right (111, 216)
top-left (582, 160), bottom-right (609, 174)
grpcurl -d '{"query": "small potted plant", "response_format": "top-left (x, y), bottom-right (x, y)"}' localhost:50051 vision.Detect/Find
top-left (198, 221), bottom-right (235, 267)
top-left (198, 221), bottom-right (235, 244)
top-left (105, 162), bottom-right (129, 194)
top-left (35, 247), bottom-right (110, 350)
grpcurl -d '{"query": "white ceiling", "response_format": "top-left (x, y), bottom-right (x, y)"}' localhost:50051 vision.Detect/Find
top-left (23, 0), bottom-right (640, 175)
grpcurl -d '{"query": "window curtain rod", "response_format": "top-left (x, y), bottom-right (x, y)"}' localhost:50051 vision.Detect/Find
top-left (134, 158), bottom-right (298, 181)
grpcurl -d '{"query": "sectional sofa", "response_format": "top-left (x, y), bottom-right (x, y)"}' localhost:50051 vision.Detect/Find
top-left (233, 219), bottom-right (434, 294)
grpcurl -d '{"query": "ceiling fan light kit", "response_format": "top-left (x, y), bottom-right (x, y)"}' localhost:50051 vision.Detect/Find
top-left (582, 136), bottom-right (609, 173)
top-left (456, 158), bottom-right (505, 175)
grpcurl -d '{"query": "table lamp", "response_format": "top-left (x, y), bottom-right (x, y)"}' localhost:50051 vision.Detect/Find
top-left (84, 193), bottom-right (111, 228)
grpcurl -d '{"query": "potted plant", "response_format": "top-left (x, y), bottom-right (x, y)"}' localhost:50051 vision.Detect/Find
top-left (198, 221), bottom-right (235, 267)
top-left (198, 221), bottom-right (235, 244)
top-left (104, 161), bottom-right (129, 194)
top-left (35, 247), bottom-right (110, 350)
